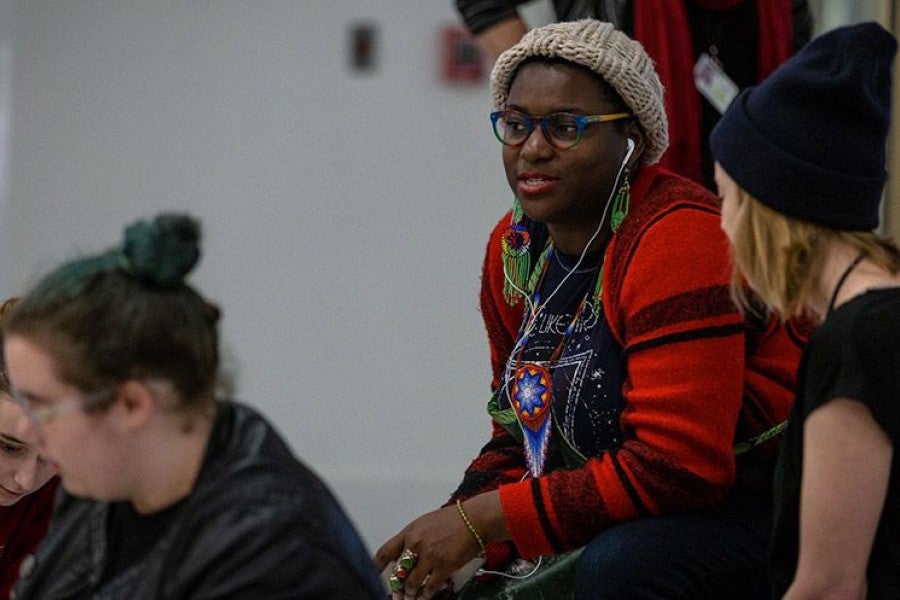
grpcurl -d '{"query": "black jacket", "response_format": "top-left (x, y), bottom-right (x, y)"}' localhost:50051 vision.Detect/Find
top-left (454, 0), bottom-right (811, 53)
top-left (12, 401), bottom-right (384, 599)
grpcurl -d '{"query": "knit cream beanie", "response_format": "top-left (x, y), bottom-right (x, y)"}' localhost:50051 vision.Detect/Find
top-left (491, 19), bottom-right (668, 164)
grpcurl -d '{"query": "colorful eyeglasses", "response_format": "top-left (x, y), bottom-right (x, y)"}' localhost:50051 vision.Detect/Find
top-left (490, 109), bottom-right (632, 150)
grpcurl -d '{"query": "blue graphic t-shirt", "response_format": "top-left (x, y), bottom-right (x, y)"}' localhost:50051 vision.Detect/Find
top-left (497, 249), bottom-right (626, 468)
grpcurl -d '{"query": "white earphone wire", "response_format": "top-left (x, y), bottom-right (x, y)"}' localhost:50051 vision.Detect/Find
top-left (503, 138), bottom-right (634, 358)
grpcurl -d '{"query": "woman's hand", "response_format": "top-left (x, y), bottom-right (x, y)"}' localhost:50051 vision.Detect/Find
top-left (374, 491), bottom-right (506, 599)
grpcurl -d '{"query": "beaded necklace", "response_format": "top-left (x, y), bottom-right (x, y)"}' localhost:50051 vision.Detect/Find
top-left (509, 244), bottom-right (604, 477)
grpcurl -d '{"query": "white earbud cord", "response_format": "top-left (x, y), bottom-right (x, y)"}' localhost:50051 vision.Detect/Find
top-left (502, 139), bottom-right (634, 359)
top-left (485, 143), bottom-right (633, 584)
top-left (476, 556), bottom-right (544, 580)
top-left (480, 140), bottom-right (635, 583)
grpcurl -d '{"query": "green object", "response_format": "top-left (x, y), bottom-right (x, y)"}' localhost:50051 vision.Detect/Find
top-left (389, 576), bottom-right (404, 592)
top-left (610, 173), bottom-right (630, 233)
top-left (733, 419), bottom-right (789, 455)
top-left (455, 550), bottom-right (581, 600)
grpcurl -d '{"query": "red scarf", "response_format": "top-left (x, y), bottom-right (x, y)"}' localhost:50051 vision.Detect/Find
top-left (632, 0), bottom-right (792, 185)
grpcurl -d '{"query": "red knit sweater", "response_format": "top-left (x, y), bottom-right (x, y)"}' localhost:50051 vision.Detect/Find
top-left (455, 166), bottom-right (802, 562)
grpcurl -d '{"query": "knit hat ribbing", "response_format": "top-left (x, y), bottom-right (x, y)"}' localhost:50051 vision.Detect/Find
top-left (491, 19), bottom-right (668, 164)
top-left (710, 22), bottom-right (896, 231)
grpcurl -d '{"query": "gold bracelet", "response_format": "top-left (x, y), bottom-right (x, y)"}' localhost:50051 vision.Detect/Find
top-left (455, 498), bottom-right (487, 556)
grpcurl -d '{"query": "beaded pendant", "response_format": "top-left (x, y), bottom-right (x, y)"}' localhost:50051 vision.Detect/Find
top-left (511, 363), bottom-right (553, 477)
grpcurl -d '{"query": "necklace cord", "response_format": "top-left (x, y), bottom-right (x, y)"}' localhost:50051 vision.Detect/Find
top-left (506, 155), bottom-right (630, 355)
top-left (498, 149), bottom-right (632, 477)
top-left (826, 252), bottom-right (865, 316)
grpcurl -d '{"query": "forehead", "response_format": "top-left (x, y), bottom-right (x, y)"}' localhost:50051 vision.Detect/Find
top-left (4, 336), bottom-right (63, 391)
top-left (506, 60), bottom-right (620, 112)
top-left (0, 395), bottom-right (23, 432)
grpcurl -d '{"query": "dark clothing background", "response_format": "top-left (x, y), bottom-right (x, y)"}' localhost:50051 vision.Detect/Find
top-left (771, 289), bottom-right (900, 598)
top-left (455, 0), bottom-right (812, 189)
top-left (12, 401), bottom-right (384, 600)
top-left (0, 478), bottom-right (57, 599)
top-left (456, 0), bottom-right (599, 32)
top-left (496, 249), bottom-right (627, 464)
top-left (577, 489), bottom-right (774, 599)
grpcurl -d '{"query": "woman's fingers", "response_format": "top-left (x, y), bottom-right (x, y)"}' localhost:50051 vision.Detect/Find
top-left (373, 533), bottom-right (405, 571)
top-left (377, 503), bottom-right (487, 598)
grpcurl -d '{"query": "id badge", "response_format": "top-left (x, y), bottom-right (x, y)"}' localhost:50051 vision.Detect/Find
top-left (694, 52), bottom-right (739, 114)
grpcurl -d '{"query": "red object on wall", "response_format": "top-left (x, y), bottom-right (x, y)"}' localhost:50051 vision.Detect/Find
top-left (350, 23), bottom-right (377, 72)
top-left (441, 25), bottom-right (483, 83)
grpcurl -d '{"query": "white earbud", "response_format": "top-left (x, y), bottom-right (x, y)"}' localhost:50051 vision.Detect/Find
top-left (622, 138), bottom-right (636, 166)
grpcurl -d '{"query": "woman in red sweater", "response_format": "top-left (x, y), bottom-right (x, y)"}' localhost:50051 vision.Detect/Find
top-left (376, 19), bottom-right (802, 599)
top-left (0, 298), bottom-right (57, 599)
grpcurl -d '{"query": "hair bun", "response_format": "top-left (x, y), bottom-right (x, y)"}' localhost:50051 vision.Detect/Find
top-left (122, 213), bottom-right (201, 287)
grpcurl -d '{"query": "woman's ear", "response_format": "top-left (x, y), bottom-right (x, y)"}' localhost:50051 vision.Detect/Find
top-left (110, 380), bottom-right (158, 431)
top-left (625, 124), bottom-right (645, 169)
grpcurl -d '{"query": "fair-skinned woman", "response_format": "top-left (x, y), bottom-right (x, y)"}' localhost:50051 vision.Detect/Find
top-left (376, 20), bottom-right (803, 600)
top-left (0, 297), bottom-right (58, 599)
top-left (710, 22), bottom-right (899, 599)
top-left (0, 397), bottom-right (58, 597)
top-left (0, 396), bottom-right (55, 508)
top-left (5, 214), bottom-right (384, 599)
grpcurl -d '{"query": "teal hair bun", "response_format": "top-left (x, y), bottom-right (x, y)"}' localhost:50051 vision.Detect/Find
top-left (122, 214), bottom-right (201, 287)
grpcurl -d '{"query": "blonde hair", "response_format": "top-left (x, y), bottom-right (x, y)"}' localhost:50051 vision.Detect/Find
top-left (729, 189), bottom-right (900, 321)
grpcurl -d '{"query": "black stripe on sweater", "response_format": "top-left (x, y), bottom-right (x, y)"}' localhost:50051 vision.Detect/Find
top-left (625, 323), bottom-right (745, 355)
top-left (610, 450), bottom-right (651, 517)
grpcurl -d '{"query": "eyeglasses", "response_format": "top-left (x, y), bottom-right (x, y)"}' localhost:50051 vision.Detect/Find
top-left (12, 388), bottom-right (115, 427)
top-left (490, 109), bottom-right (632, 150)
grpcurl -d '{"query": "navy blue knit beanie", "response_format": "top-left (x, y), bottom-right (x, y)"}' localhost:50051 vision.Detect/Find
top-left (710, 22), bottom-right (896, 231)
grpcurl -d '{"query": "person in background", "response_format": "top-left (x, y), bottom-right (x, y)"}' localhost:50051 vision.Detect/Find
top-left (376, 20), bottom-right (802, 600)
top-left (4, 213), bottom-right (384, 599)
top-left (710, 21), bottom-right (899, 599)
top-left (455, 0), bottom-right (812, 190)
top-left (0, 297), bottom-right (58, 600)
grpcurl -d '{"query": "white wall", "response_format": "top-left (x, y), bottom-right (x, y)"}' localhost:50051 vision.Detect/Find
top-left (0, 0), bottom-right (514, 552)
top-left (809, 0), bottom-right (893, 35)
top-left (4, 0), bottom-right (889, 558)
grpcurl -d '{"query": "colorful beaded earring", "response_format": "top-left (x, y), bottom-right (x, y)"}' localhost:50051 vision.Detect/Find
top-left (501, 198), bottom-right (532, 306)
top-left (610, 168), bottom-right (631, 233)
